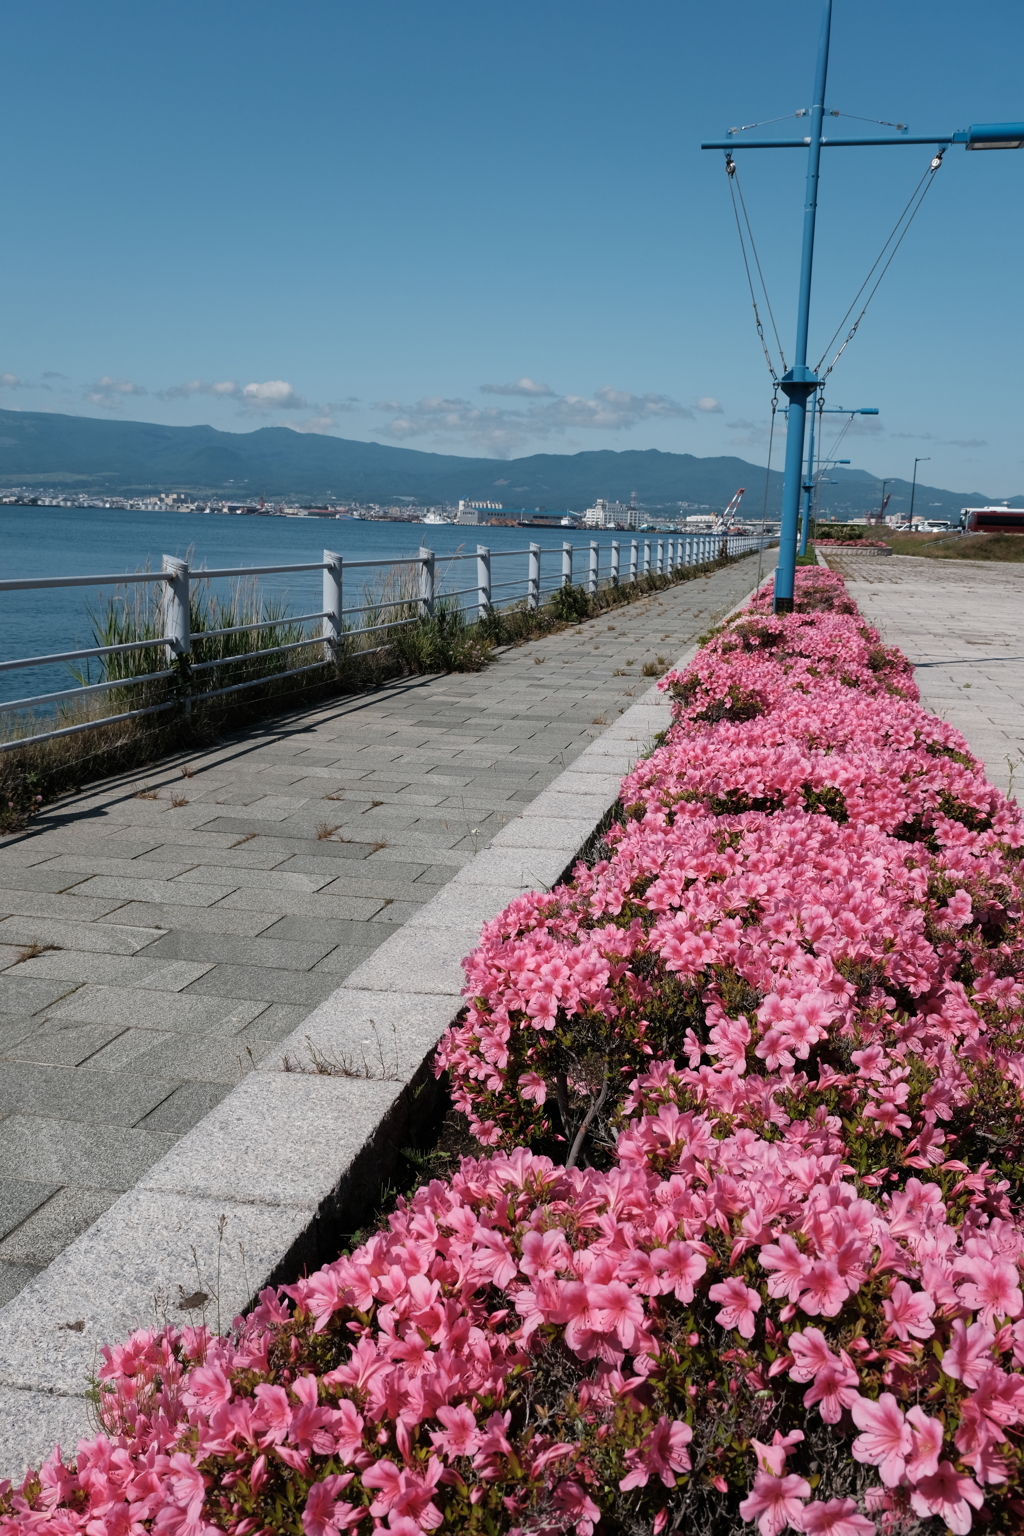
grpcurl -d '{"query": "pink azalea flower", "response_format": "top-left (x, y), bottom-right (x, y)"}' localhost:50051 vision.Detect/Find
top-left (650, 1240), bottom-right (707, 1302)
top-left (428, 1404), bottom-right (481, 1459)
top-left (738, 1471), bottom-right (812, 1536)
top-left (794, 1498), bottom-right (875, 1535)
top-left (551, 1478), bottom-right (602, 1536)
top-left (881, 1280), bottom-right (934, 1342)
top-left (954, 1254), bottom-right (1024, 1326)
top-left (850, 1394), bottom-right (912, 1487)
top-left (588, 1280), bottom-right (646, 1348)
top-left (301, 1475), bottom-right (360, 1536)
top-left (908, 1463), bottom-right (984, 1534)
top-left (941, 1318), bottom-right (996, 1388)
top-left (708, 1276), bottom-right (761, 1338)
top-left (904, 1405), bottom-right (944, 1482)
top-left (619, 1417), bottom-right (692, 1489)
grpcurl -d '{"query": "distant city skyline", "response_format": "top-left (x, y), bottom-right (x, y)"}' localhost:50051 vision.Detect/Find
top-left (1, 0), bottom-right (1021, 491)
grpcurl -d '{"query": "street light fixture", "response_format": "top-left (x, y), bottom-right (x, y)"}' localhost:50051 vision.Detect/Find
top-left (908, 457), bottom-right (930, 528)
top-left (701, 0), bottom-right (1024, 612)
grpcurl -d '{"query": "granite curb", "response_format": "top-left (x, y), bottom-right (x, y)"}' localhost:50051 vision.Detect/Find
top-left (0, 574), bottom-right (766, 1475)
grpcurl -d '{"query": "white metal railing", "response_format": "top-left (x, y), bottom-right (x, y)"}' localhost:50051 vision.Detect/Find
top-left (0, 533), bottom-right (772, 752)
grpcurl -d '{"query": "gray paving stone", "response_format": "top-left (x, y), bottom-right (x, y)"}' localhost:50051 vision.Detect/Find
top-left (0, 914), bottom-right (165, 954)
top-left (0, 1187), bottom-right (121, 1267)
top-left (0, 1181), bottom-right (60, 1242)
top-left (2, 1020), bottom-right (127, 1068)
top-left (141, 1072), bottom-right (401, 1207)
top-left (0, 1117), bottom-right (177, 1190)
top-left (0, 890), bottom-right (130, 922)
top-left (97, 902), bottom-right (280, 936)
top-left (0, 1061), bottom-right (178, 1126)
top-left (213, 887), bottom-right (385, 920)
top-left (405, 881), bottom-right (525, 931)
top-left (344, 923), bottom-right (482, 996)
top-left (69, 875), bottom-right (242, 908)
top-left (0, 1016), bottom-right (37, 1054)
top-left (0, 976), bottom-right (81, 1015)
top-left (45, 985), bottom-right (268, 1032)
top-left (233, 1002), bottom-right (308, 1040)
top-left (183, 965), bottom-right (337, 1006)
top-left (10, 950), bottom-right (142, 985)
top-left (0, 1262), bottom-right (43, 1310)
top-left (247, 914), bottom-right (387, 948)
top-left (136, 1081), bottom-right (234, 1133)
top-left (139, 930), bottom-right (337, 970)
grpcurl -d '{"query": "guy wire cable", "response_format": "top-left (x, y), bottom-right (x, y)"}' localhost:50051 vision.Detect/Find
top-left (815, 150), bottom-right (945, 381)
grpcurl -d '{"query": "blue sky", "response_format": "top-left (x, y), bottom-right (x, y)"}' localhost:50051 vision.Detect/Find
top-left (1, 0), bottom-right (1022, 493)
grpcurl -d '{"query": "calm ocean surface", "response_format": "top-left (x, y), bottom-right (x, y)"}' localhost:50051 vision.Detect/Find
top-left (0, 505), bottom-right (629, 707)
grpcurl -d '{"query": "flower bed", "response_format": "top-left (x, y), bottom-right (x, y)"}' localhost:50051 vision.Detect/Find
top-left (4, 567), bottom-right (1024, 1536)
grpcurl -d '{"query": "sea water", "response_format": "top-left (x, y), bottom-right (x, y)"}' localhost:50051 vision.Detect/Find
top-left (0, 505), bottom-right (630, 707)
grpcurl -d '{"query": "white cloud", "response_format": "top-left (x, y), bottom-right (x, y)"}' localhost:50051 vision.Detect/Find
top-left (946, 438), bottom-right (987, 449)
top-left (85, 376), bottom-right (148, 409)
top-left (375, 384), bottom-right (693, 456)
top-left (157, 378), bottom-right (309, 413)
top-left (0, 373), bottom-right (22, 389)
top-left (480, 378), bottom-right (556, 397)
top-left (696, 396), bottom-right (723, 413)
top-left (159, 379), bottom-right (241, 400)
top-left (240, 379), bottom-right (308, 412)
top-left (727, 418), bottom-right (760, 431)
top-left (42, 370), bottom-right (67, 380)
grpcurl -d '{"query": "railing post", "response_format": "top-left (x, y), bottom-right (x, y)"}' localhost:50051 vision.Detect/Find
top-left (629, 540), bottom-right (638, 582)
top-left (419, 546), bottom-right (435, 617)
top-left (656, 539), bottom-right (664, 575)
top-left (589, 541), bottom-right (599, 596)
top-left (162, 556), bottom-right (190, 662)
top-left (643, 540), bottom-right (651, 576)
top-left (322, 550), bottom-right (343, 660)
top-left (528, 543), bottom-right (541, 610)
top-left (562, 542), bottom-right (573, 588)
top-left (476, 544), bottom-right (491, 619)
top-left (611, 540), bottom-right (620, 586)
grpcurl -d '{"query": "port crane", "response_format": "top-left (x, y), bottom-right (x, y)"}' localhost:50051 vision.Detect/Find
top-left (712, 487), bottom-right (745, 532)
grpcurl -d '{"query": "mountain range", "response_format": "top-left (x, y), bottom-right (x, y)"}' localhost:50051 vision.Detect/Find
top-left (0, 408), bottom-right (1018, 522)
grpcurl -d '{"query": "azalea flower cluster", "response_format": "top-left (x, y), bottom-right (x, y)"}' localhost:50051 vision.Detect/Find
top-left (4, 567), bottom-right (1024, 1536)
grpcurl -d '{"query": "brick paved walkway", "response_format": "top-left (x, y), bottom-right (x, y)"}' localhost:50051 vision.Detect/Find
top-left (0, 556), bottom-right (770, 1304)
top-left (826, 552), bottom-right (1024, 798)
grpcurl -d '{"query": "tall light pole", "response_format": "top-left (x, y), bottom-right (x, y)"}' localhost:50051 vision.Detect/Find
top-left (701, 3), bottom-right (1024, 612)
top-left (908, 456), bottom-right (929, 528)
top-left (878, 479), bottom-right (889, 525)
top-left (797, 405), bottom-right (879, 554)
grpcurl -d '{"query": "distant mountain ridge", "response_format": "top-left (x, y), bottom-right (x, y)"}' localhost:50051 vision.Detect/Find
top-left (0, 408), bottom-right (1018, 522)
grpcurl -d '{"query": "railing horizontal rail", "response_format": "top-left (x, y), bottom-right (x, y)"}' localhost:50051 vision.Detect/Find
top-left (0, 699), bottom-right (177, 754)
top-left (343, 617), bottom-right (420, 640)
top-left (0, 571), bottom-right (171, 592)
top-left (0, 669), bottom-right (175, 715)
top-left (193, 659), bottom-right (335, 703)
top-left (192, 561), bottom-right (332, 580)
top-left (190, 637), bottom-right (324, 673)
top-left (194, 611), bottom-right (327, 642)
top-left (341, 598), bottom-right (418, 619)
top-left (0, 636), bottom-right (171, 674)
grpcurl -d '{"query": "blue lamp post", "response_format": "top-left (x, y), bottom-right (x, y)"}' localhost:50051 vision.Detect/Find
top-left (701, 0), bottom-right (1024, 612)
top-left (799, 405), bottom-right (879, 555)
